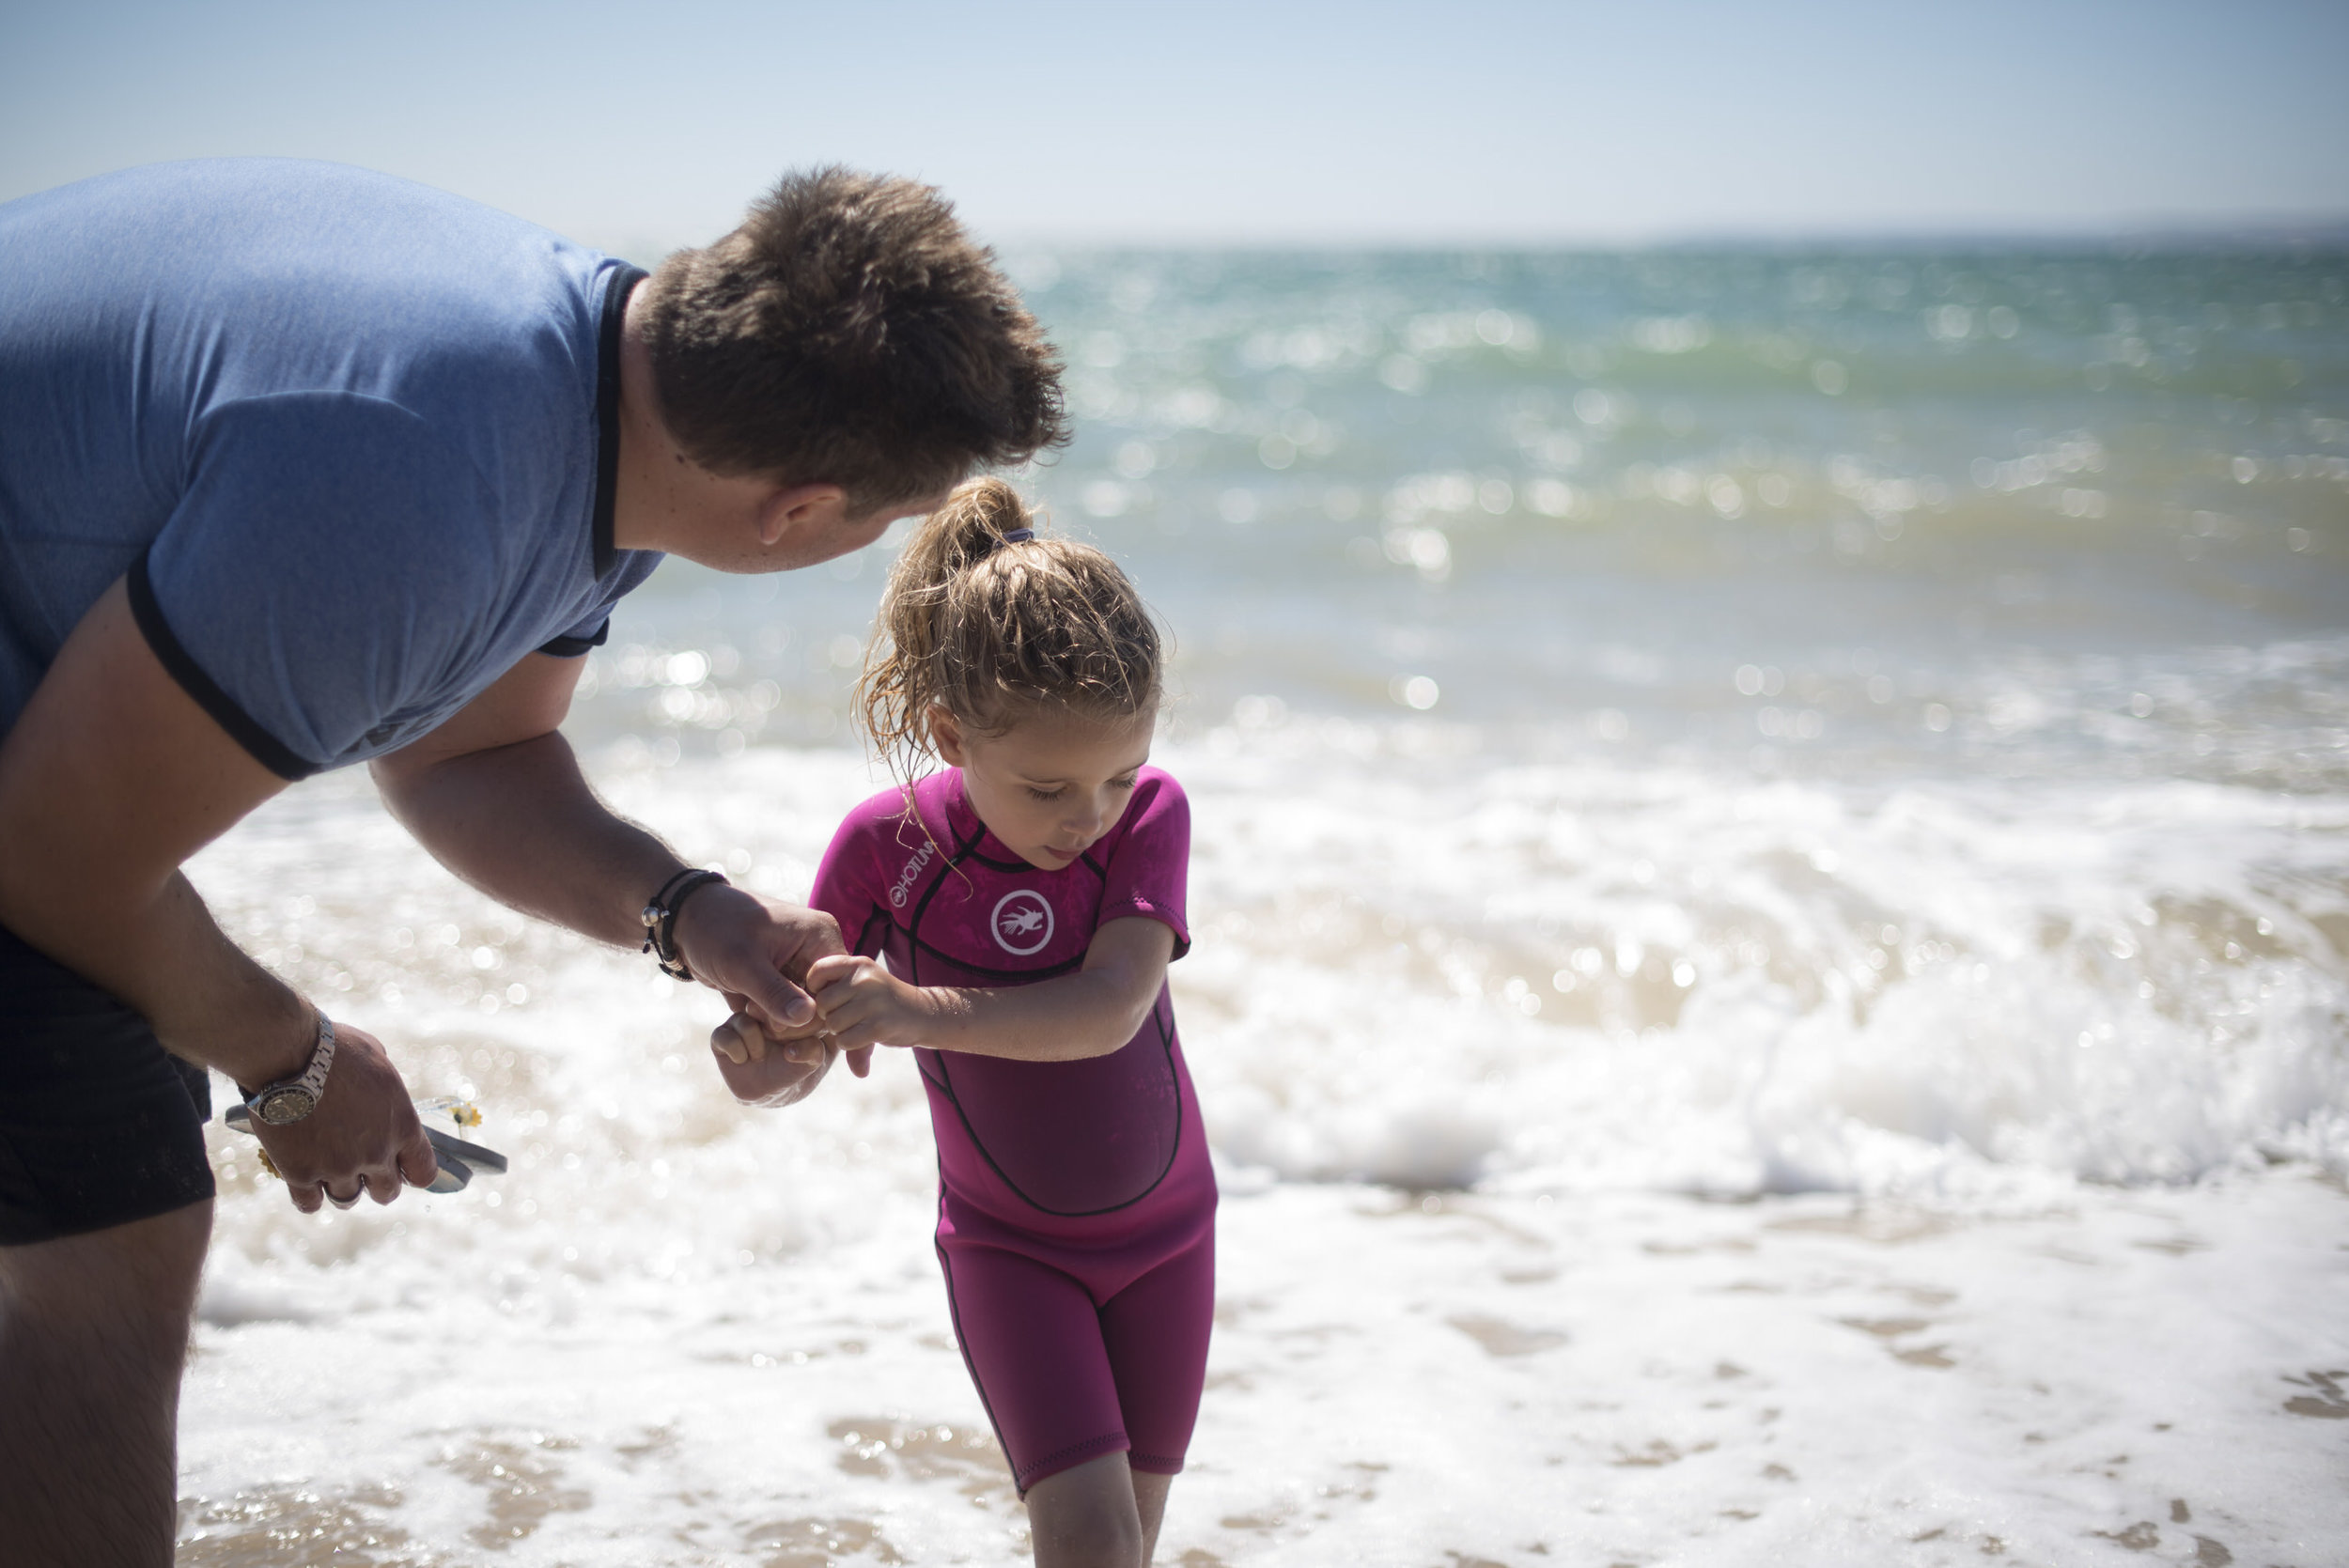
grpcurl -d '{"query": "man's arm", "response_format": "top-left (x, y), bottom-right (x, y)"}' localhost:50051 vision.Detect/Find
top-left (0, 579), bottom-right (434, 1210)
top-left (367, 652), bottom-right (842, 1032)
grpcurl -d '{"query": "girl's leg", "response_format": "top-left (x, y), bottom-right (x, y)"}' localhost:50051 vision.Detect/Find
top-left (1132, 1469), bottom-right (1173, 1564)
top-left (938, 1241), bottom-right (1126, 1483)
top-left (1024, 1451), bottom-right (1147, 1568)
top-left (1097, 1229), bottom-right (1214, 1561)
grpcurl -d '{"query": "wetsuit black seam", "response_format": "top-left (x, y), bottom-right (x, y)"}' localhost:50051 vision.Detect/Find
top-left (1156, 989), bottom-right (1183, 1181)
top-left (924, 1030), bottom-right (1182, 1219)
top-left (851, 906), bottom-right (890, 960)
top-left (901, 843), bottom-right (1083, 982)
top-left (934, 1204), bottom-right (1025, 1495)
top-left (903, 826), bottom-right (988, 946)
top-left (901, 929), bottom-right (1083, 984)
top-left (898, 846), bottom-right (1183, 1218)
top-left (960, 848), bottom-right (1037, 873)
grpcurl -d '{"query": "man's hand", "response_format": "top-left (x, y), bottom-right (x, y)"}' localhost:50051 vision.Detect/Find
top-left (805, 954), bottom-right (945, 1052)
top-left (708, 1013), bottom-right (869, 1108)
top-left (675, 885), bottom-right (846, 1034)
top-left (708, 1004), bottom-right (831, 1065)
top-left (246, 1023), bottom-right (438, 1210)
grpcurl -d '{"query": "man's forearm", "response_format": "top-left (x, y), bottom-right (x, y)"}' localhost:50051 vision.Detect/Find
top-left (375, 659), bottom-right (842, 1034)
top-left (0, 865), bottom-right (316, 1087)
top-left (371, 730), bottom-right (682, 948)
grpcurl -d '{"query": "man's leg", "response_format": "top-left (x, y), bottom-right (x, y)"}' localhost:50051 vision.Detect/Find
top-left (0, 1199), bottom-right (212, 1568)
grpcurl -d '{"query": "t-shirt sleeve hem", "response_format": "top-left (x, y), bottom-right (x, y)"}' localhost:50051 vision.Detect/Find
top-left (1097, 895), bottom-right (1191, 961)
top-left (127, 550), bottom-right (321, 782)
top-left (535, 618), bottom-right (611, 658)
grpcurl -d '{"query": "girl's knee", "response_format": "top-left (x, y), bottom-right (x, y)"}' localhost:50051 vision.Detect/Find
top-left (1034, 1512), bottom-right (1143, 1568)
top-left (1024, 1453), bottom-right (1145, 1568)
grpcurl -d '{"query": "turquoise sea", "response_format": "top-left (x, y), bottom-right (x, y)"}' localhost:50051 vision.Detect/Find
top-left (589, 244), bottom-right (2349, 792)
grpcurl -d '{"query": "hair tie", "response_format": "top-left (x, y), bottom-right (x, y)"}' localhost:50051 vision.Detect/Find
top-left (999, 528), bottom-right (1034, 545)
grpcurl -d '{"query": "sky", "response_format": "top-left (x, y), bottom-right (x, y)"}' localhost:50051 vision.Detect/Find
top-left (3, 0), bottom-right (2345, 251)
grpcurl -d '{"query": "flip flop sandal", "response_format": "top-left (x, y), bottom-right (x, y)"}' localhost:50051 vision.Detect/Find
top-left (225, 1098), bottom-right (507, 1195)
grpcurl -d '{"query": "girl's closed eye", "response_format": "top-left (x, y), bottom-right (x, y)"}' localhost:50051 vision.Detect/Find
top-left (1029, 773), bottom-right (1135, 802)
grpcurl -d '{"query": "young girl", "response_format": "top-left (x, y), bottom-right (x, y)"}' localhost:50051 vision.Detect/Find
top-left (717, 478), bottom-right (1213, 1568)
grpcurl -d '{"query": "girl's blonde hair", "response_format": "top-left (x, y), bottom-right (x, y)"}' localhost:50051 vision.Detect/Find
top-left (857, 478), bottom-right (1162, 781)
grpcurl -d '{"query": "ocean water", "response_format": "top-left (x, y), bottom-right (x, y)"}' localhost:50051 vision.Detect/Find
top-left (177, 247), bottom-right (2349, 1564)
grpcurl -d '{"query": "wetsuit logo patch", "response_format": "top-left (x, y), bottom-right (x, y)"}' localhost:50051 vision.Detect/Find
top-left (888, 840), bottom-right (935, 908)
top-left (990, 890), bottom-right (1055, 955)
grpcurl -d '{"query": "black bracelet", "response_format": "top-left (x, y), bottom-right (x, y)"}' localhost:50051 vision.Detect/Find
top-left (641, 869), bottom-right (727, 980)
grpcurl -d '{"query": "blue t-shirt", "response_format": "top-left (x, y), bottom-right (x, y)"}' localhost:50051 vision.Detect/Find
top-left (0, 159), bottom-right (663, 779)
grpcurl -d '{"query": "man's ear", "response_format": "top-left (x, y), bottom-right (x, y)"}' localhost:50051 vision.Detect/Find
top-left (928, 705), bottom-right (968, 767)
top-left (755, 483), bottom-right (848, 547)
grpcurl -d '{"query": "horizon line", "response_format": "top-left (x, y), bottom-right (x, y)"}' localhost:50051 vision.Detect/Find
top-left (589, 218), bottom-right (2349, 266)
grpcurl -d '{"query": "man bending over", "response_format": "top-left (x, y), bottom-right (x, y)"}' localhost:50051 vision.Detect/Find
top-left (0, 159), bottom-right (1066, 1566)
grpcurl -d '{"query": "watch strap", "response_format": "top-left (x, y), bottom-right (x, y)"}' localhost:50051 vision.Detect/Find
top-left (241, 1011), bottom-right (336, 1123)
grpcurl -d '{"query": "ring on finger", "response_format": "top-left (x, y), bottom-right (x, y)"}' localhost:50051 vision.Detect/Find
top-left (327, 1186), bottom-right (361, 1210)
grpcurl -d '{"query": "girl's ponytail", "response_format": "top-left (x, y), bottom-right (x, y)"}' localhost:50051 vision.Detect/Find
top-left (885, 476), bottom-right (1034, 613)
top-left (856, 477), bottom-right (1161, 786)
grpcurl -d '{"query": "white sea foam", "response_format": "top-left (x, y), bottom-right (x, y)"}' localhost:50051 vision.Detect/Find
top-left (1169, 726), bottom-right (2348, 1204)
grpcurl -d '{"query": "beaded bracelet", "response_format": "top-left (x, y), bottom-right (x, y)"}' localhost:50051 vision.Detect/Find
top-left (641, 868), bottom-right (728, 980)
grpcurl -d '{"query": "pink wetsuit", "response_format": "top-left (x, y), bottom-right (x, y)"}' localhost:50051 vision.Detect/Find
top-left (810, 767), bottom-right (1216, 1493)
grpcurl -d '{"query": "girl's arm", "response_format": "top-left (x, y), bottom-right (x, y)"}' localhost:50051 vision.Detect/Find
top-left (804, 916), bottom-right (1175, 1062)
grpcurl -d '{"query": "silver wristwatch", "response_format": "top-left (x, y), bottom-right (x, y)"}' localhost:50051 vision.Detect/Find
top-left (241, 1012), bottom-right (337, 1126)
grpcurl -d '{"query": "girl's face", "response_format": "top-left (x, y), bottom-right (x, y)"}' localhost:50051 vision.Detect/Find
top-left (931, 704), bottom-right (1156, 871)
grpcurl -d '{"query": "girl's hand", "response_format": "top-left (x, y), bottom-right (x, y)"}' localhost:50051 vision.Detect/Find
top-left (805, 954), bottom-right (941, 1051)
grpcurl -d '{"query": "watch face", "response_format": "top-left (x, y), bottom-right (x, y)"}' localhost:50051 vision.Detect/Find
top-left (255, 1085), bottom-right (318, 1126)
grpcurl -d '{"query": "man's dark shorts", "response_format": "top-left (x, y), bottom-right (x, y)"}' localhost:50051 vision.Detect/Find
top-left (0, 922), bottom-right (215, 1245)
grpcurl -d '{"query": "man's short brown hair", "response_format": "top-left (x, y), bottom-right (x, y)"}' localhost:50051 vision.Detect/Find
top-left (641, 167), bottom-right (1068, 512)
